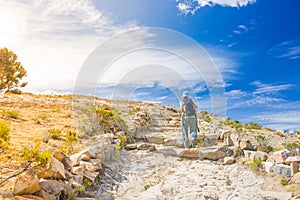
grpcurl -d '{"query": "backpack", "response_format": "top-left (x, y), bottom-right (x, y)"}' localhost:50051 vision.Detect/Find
top-left (182, 97), bottom-right (196, 116)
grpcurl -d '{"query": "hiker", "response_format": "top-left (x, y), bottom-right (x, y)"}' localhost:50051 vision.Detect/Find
top-left (180, 91), bottom-right (198, 148)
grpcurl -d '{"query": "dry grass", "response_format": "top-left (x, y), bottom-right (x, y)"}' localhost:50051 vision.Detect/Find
top-left (0, 93), bottom-right (85, 191)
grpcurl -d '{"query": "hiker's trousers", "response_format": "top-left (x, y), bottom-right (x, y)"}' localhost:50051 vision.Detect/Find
top-left (182, 116), bottom-right (197, 148)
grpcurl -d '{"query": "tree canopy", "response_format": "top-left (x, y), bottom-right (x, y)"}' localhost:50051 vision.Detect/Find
top-left (0, 47), bottom-right (27, 92)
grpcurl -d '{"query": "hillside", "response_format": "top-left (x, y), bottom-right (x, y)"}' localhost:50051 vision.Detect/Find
top-left (0, 93), bottom-right (299, 199)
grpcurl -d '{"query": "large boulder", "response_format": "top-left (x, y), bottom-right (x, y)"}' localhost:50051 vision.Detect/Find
top-left (274, 164), bottom-right (291, 177)
top-left (37, 156), bottom-right (65, 179)
top-left (176, 148), bottom-right (202, 158)
top-left (201, 147), bottom-right (233, 161)
top-left (39, 179), bottom-right (65, 196)
top-left (273, 149), bottom-right (291, 163)
top-left (14, 171), bottom-right (41, 195)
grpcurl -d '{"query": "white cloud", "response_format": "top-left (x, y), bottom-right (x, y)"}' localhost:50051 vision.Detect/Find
top-left (238, 24), bottom-right (248, 31)
top-left (251, 81), bottom-right (293, 95)
top-left (233, 30), bottom-right (242, 35)
top-left (226, 89), bottom-right (247, 99)
top-left (177, 0), bottom-right (256, 15)
top-left (227, 42), bottom-right (237, 48)
top-left (0, 0), bottom-right (139, 92)
top-left (268, 40), bottom-right (300, 60)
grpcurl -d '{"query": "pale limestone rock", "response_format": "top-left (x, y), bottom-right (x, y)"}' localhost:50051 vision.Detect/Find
top-left (264, 162), bottom-right (275, 173)
top-left (37, 156), bottom-right (65, 179)
top-left (137, 143), bottom-right (156, 151)
top-left (125, 144), bottom-right (137, 150)
top-left (274, 164), bottom-right (291, 177)
top-left (291, 162), bottom-right (300, 176)
top-left (284, 156), bottom-right (300, 164)
top-left (69, 153), bottom-right (82, 167)
top-left (273, 149), bottom-right (291, 163)
top-left (146, 136), bottom-right (164, 144)
top-left (39, 179), bottom-right (65, 196)
top-left (223, 157), bottom-right (235, 165)
top-left (72, 175), bottom-right (84, 184)
top-left (201, 147), bottom-right (233, 161)
top-left (238, 139), bottom-right (252, 150)
top-left (255, 151), bottom-right (268, 161)
top-left (83, 171), bottom-right (99, 184)
top-left (14, 171), bottom-right (40, 195)
top-left (71, 165), bottom-right (86, 175)
top-left (80, 154), bottom-right (90, 161)
top-left (80, 161), bottom-right (101, 172)
top-left (176, 148), bottom-right (201, 158)
top-left (291, 172), bottom-right (300, 184)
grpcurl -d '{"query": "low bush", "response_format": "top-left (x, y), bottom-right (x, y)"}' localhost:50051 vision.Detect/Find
top-left (0, 120), bottom-right (10, 151)
top-left (21, 144), bottom-right (51, 167)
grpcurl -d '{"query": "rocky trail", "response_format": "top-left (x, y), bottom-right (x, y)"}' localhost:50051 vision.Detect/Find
top-left (0, 94), bottom-right (299, 200)
top-left (94, 145), bottom-right (292, 200)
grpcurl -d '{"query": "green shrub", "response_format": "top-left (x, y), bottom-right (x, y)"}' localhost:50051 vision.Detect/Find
top-left (255, 135), bottom-right (273, 153)
top-left (0, 120), bottom-right (10, 151)
top-left (21, 144), bottom-right (51, 167)
top-left (245, 122), bottom-right (262, 130)
top-left (2, 109), bottom-right (19, 119)
top-left (250, 157), bottom-right (262, 169)
top-left (48, 128), bottom-right (62, 140)
top-left (281, 178), bottom-right (289, 186)
top-left (128, 107), bottom-right (141, 115)
top-left (284, 142), bottom-right (300, 156)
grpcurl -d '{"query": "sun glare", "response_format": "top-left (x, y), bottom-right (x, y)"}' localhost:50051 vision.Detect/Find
top-left (0, 5), bottom-right (25, 45)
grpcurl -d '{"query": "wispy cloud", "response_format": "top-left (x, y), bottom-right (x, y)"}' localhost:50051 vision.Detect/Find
top-left (268, 40), bottom-right (300, 60)
top-left (251, 81), bottom-right (293, 95)
top-left (177, 0), bottom-right (256, 15)
top-left (225, 81), bottom-right (297, 130)
top-left (226, 89), bottom-right (247, 99)
top-left (233, 24), bottom-right (249, 35)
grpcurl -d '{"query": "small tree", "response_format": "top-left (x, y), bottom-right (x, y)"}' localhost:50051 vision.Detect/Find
top-left (0, 47), bottom-right (27, 92)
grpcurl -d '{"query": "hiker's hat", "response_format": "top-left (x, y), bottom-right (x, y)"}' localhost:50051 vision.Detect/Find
top-left (182, 91), bottom-right (189, 97)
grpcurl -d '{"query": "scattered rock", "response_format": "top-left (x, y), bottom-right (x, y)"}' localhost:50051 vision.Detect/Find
top-left (39, 179), bottom-right (65, 196)
top-left (223, 157), bottom-right (235, 165)
top-left (71, 165), bottom-right (86, 175)
top-left (273, 149), bottom-right (291, 164)
top-left (22, 195), bottom-right (44, 200)
top-left (37, 156), bottom-right (65, 179)
top-left (146, 136), bottom-right (164, 144)
top-left (274, 164), bottom-right (291, 177)
top-left (284, 156), bottom-right (300, 164)
top-left (264, 162), bottom-right (275, 173)
top-left (14, 171), bottom-right (41, 195)
top-left (125, 144), bottom-right (137, 150)
top-left (176, 148), bottom-right (202, 158)
top-left (290, 172), bottom-right (300, 184)
top-left (137, 143), bottom-right (155, 151)
top-left (34, 189), bottom-right (56, 200)
top-left (201, 147), bottom-right (233, 161)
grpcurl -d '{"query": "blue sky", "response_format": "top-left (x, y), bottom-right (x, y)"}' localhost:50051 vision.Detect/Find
top-left (1, 0), bottom-right (299, 130)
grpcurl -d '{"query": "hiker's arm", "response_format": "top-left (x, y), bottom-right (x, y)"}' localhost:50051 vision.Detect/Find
top-left (193, 100), bottom-right (199, 109)
top-left (180, 101), bottom-right (184, 113)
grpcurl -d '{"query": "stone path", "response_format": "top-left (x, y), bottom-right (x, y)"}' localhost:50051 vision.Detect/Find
top-left (101, 149), bottom-right (293, 200)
